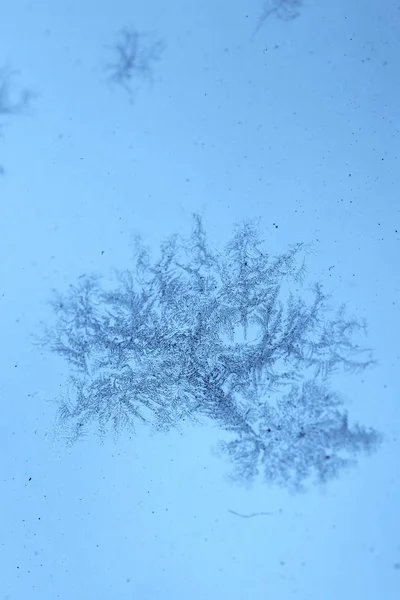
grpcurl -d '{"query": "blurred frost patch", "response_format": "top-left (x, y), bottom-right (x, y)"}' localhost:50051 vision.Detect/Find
top-left (104, 28), bottom-right (165, 102)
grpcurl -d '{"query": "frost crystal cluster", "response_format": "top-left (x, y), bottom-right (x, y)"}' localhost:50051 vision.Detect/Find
top-left (39, 214), bottom-right (381, 491)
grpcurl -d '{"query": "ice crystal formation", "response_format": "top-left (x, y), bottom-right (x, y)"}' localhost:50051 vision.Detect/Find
top-left (253, 0), bottom-right (302, 38)
top-left (104, 28), bottom-right (165, 100)
top-left (38, 214), bottom-right (381, 491)
top-left (0, 65), bottom-right (32, 174)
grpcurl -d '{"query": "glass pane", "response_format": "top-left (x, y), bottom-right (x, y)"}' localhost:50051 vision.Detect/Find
top-left (1, 1), bottom-right (399, 598)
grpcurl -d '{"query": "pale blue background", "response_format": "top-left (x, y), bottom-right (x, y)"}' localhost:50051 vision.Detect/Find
top-left (1, 1), bottom-right (399, 598)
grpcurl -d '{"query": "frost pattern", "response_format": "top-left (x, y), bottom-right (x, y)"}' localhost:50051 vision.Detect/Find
top-left (37, 213), bottom-right (382, 491)
top-left (0, 65), bottom-right (33, 174)
top-left (252, 0), bottom-right (302, 39)
top-left (104, 29), bottom-right (165, 101)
